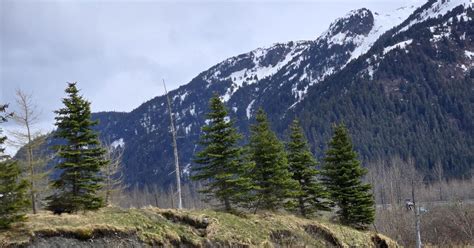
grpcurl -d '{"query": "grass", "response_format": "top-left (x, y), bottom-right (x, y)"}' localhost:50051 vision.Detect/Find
top-left (0, 207), bottom-right (398, 247)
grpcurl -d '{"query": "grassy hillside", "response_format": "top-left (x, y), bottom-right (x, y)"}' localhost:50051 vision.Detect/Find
top-left (0, 207), bottom-right (397, 247)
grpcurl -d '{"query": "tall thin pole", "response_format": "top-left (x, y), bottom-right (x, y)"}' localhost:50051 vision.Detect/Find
top-left (163, 79), bottom-right (182, 209)
top-left (411, 179), bottom-right (422, 248)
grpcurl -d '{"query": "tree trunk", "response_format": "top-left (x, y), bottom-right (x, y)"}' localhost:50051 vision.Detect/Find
top-left (412, 179), bottom-right (422, 248)
top-left (164, 80), bottom-right (182, 210)
top-left (298, 196), bottom-right (306, 217)
top-left (224, 197), bottom-right (231, 212)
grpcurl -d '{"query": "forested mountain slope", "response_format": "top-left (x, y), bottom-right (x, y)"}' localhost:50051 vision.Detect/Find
top-left (291, 0), bottom-right (473, 177)
top-left (37, 0), bottom-right (472, 187)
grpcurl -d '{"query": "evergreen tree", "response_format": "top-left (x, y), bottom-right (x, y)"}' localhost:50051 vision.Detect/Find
top-left (192, 95), bottom-right (254, 211)
top-left (47, 82), bottom-right (108, 214)
top-left (321, 124), bottom-right (375, 229)
top-left (249, 108), bottom-right (298, 212)
top-left (0, 104), bottom-right (29, 229)
top-left (286, 120), bottom-right (330, 217)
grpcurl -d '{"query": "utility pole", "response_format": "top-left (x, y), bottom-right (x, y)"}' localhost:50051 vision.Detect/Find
top-left (163, 79), bottom-right (183, 210)
top-left (411, 179), bottom-right (422, 248)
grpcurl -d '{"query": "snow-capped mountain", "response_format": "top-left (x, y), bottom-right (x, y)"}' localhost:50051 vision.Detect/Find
top-left (196, 5), bottom-right (418, 118)
top-left (55, 0), bottom-right (472, 187)
top-left (294, 0), bottom-right (473, 175)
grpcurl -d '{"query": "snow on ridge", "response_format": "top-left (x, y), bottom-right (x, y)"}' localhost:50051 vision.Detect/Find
top-left (219, 42), bottom-right (309, 102)
top-left (230, 46), bottom-right (304, 87)
top-left (289, 4), bottom-right (422, 110)
top-left (348, 5), bottom-right (418, 62)
top-left (209, 4), bottom-right (421, 106)
top-left (316, 5), bottom-right (418, 66)
top-left (319, 9), bottom-right (371, 48)
top-left (399, 0), bottom-right (472, 33)
top-left (383, 39), bottom-right (413, 55)
top-left (204, 41), bottom-right (310, 84)
top-left (320, 8), bottom-right (371, 39)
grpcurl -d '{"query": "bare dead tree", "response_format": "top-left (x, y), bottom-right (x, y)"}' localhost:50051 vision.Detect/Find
top-left (8, 90), bottom-right (48, 214)
top-left (101, 140), bottom-right (125, 206)
top-left (411, 178), bottom-right (422, 248)
top-left (369, 157), bottom-right (474, 247)
top-left (403, 158), bottom-right (422, 248)
top-left (163, 80), bottom-right (182, 210)
top-left (433, 161), bottom-right (444, 201)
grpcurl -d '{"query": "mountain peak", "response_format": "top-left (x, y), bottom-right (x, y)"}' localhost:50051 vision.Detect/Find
top-left (322, 8), bottom-right (374, 42)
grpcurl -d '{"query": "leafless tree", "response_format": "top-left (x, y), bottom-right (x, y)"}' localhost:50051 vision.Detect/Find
top-left (101, 140), bottom-right (125, 206)
top-left (163, 80), bottom-right (182, 209)
top-left (8, 90), bottom-right (49, 214)
top-left (368, 157), bottom-right (474, 247)
top-left (433, 161), bottom-right (444, 201)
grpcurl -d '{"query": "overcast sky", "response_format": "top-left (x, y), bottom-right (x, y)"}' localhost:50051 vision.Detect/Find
top-left (1, 0), bottom-right (424, 144)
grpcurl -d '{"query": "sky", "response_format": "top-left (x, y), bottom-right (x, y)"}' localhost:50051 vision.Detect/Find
top-left (1, 0), bottom-right (424, 154)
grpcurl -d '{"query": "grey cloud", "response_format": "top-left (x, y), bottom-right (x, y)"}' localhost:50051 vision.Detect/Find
top-left (1, 0), bottom-right (425, 134)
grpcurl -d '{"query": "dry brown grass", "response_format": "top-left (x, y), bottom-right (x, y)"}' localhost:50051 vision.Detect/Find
top-left (0, 207), bottom-right (398, 247)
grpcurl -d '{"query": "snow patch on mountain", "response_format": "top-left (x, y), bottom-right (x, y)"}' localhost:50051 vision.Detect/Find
top-left (383, 39), bottom-right (413, 55)
top-left (465, 50), bottom-right (474, 59)
top-left (189, 104), bottom-right (196, 116)
top-left (320, 5), bottom-right (417, 64)
top-left (287, 5), bottom-right (422, 109)
top-left (179, 91), bottom-right (189, 102)
top-left (202, 41), bottom-right (311, 102)
top-left (320, 8), bottom-right (372, 48)
top-left (182, 163), bottom-right (191, 176)
top-left (184, 124), bottom-right (192, 135)
top-left (246, 99), bottom-right (255, 119)
top-left (399, 0), bottom-right (472, 33)
top-left (465, 50), bottom-right (474, 66)
top-left (218, 43), bottom-right (308, 102)
top-left (111, 138), bottom-right (125, 149)
top-left (430, 25), bottom-right (452, 42)
top-left (231, 47), bottom-right (304, 87)
top-left (348, 5), bottom-right (418, 62)
top-left (290, 67), bottom-right (335, 105)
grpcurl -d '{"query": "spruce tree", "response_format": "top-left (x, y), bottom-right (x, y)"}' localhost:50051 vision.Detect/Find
top-left (249, 108), bottom-right (298, 212)
top-left (0, 104), bottom-right (29, 229)
top-left (321, 124), bottom-right (375, 229)
top-left (47, 82), bottom-right (108, 213)
top-left (192, 95), bottom-right (254, 211)
top-left (287, 120), bottom-right (330, 217)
